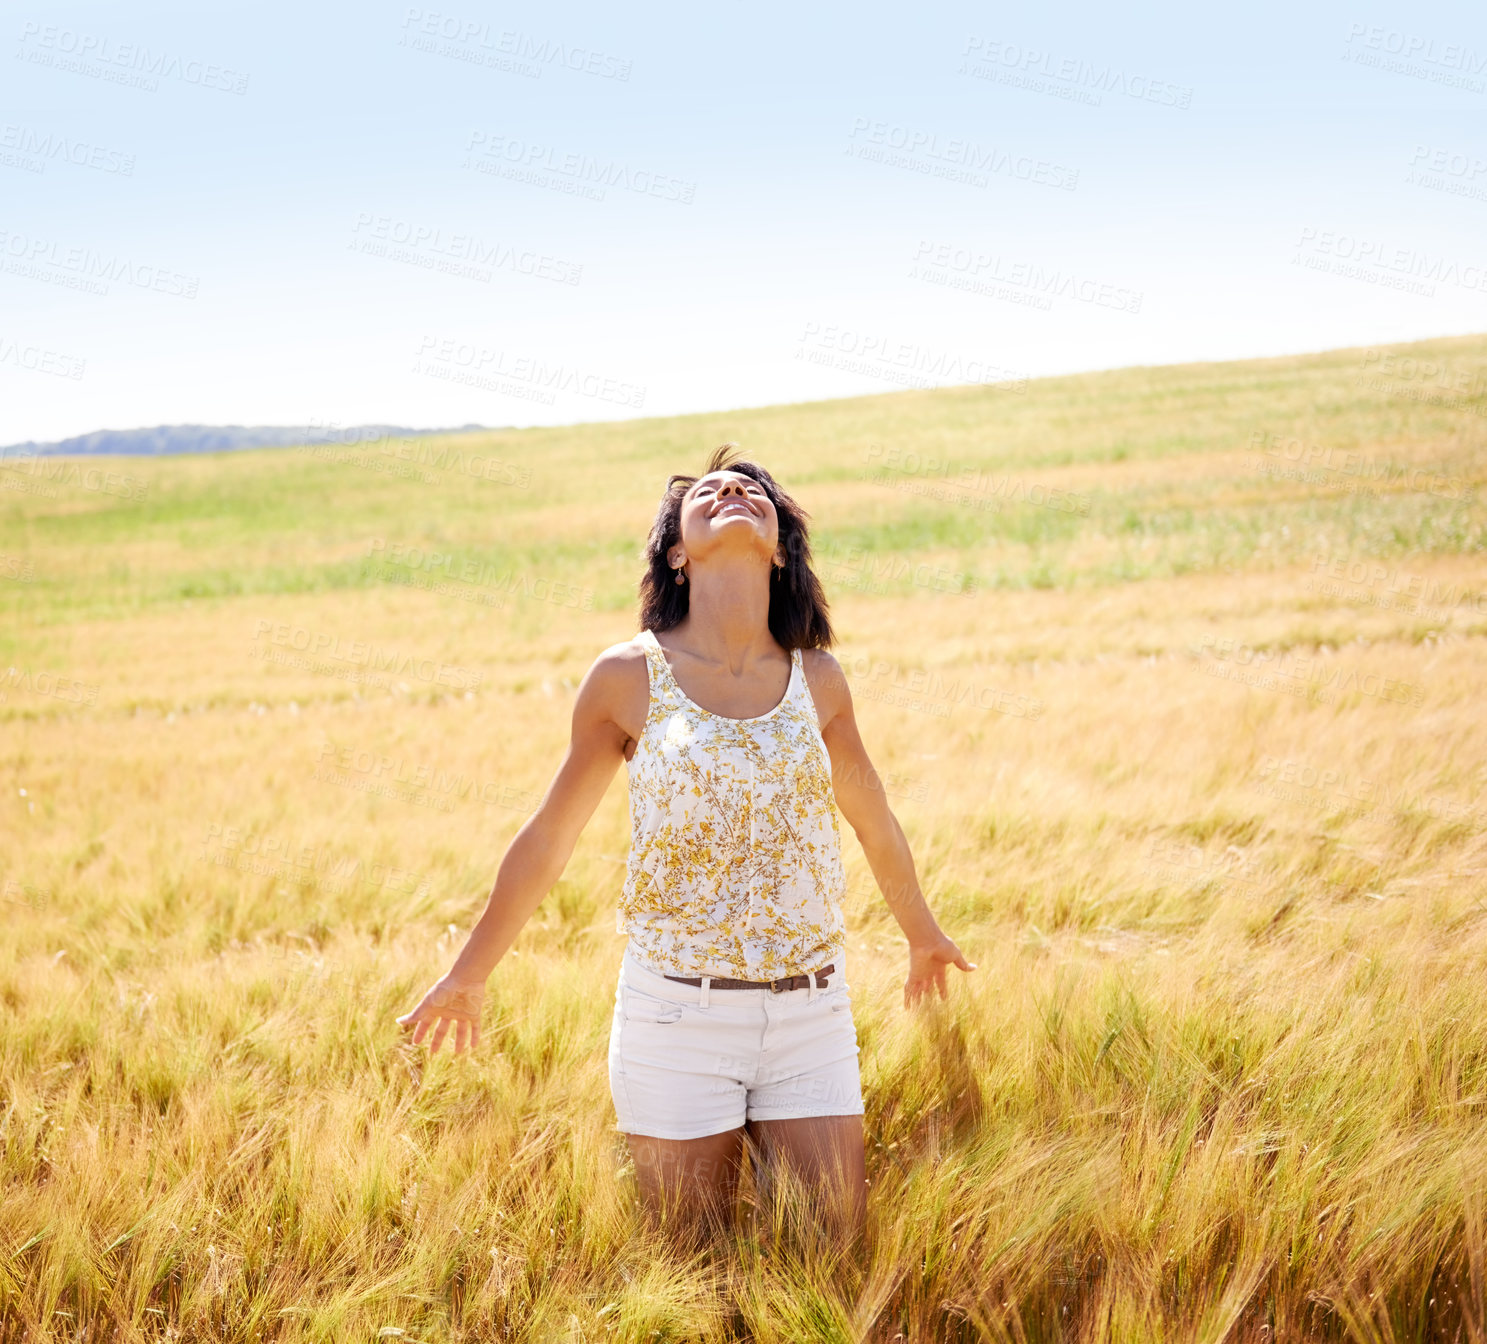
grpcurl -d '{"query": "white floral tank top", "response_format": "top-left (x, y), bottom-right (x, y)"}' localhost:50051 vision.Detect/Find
top-left (617, 628), bottom-right (849, 980)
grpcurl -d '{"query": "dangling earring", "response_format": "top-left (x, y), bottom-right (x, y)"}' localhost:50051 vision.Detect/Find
top-left (674, 567), bottom-right (685, 585)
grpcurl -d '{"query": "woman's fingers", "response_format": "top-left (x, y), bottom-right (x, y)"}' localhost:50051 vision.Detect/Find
top-left (905, 937), bottom-right (974, 992)
top-left (404, 1006), bottom-right (482, 1055)
top-left (937, 938), bottom-right (975, 974)
top-left (397, 976), bottom-right (486, 1057)
top-left (903, 941), bottom-right (977, 1006)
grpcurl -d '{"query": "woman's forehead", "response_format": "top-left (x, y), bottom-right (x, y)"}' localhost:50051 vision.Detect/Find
top-left (691, 470), bottom-right (758, 490)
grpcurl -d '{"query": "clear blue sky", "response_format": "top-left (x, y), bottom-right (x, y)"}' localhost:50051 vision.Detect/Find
top-left (4, 0), bottom-right (1485, 443)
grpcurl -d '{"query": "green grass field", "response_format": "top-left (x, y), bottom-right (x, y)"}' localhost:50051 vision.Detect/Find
top-left (2, 331), bottom-right (1486, 1342)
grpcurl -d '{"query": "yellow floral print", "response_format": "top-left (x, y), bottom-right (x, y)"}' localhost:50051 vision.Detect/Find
top-left (617, 628), bottom-right (849, 980)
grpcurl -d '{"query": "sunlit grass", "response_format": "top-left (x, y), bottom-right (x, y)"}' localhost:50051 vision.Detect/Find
top-left (2, 332), bottom-right (1486, 1340)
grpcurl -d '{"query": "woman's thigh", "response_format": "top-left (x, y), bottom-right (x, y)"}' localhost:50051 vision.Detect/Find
top-left (749, 1113), bottom-right (865, 1170)
top-left (625, 1119), bottom-right (866, 1235)
top-left (748, 1113), bottom-right (866, 1227)
top-left (625, 1126), bottom-right (748, 1215)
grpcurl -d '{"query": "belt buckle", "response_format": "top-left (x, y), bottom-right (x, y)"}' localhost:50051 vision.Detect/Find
top-left (769, 977), bottom-right (786, 993)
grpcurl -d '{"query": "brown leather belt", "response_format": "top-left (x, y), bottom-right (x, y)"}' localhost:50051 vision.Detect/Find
top-left (663, 963), bottom-right (836, 993)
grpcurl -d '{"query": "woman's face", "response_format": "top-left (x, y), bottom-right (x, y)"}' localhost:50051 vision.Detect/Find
top-left (671, 470), bottom-right (783, 572)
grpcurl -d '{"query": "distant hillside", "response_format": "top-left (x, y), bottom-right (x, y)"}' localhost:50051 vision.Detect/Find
top-left (1, 423), bottom-right (495, 457)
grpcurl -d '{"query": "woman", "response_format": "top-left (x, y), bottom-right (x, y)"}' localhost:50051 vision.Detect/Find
top-left (396, 443), bottom-right (975, 1248)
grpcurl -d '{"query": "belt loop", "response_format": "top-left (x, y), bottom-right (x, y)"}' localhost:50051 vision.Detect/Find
top-left (700, 975), bottom-right (711, 1009)
top-left (807, 974), bottom-right (817, 1004)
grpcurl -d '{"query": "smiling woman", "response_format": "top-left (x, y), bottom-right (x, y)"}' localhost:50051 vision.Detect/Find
top-left (395, 441), bottom-right (975, 1251)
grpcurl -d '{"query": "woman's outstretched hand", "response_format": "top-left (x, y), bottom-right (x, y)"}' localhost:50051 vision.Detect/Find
top-left (904, 933), bottom-right (977, 1009)
top-left (396, 974), bottom-right (486, 1055)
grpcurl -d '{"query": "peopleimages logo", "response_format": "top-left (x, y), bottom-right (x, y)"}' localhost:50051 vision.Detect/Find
top-left (844, 117), bottom-right (1079, 191)
top-left (1293, 226), bottom-right (1487, 295)
top-left (959, 36), bottom-right (1193, 109)
top-left (1304, 551), bottom-right (1487, 617)
top-left (0, 663), bottom-right (100, 706)
top-left (832, 654), bottom-right (1044, 720)
top-left (398, 9), bottom-right (633, 81)
top-left (909, 239), bottom-right (1143, 315)
top-left (0, 122), bottom-right (136, 175)
top-left (0, 336), bottom-right (86, 379)
top-left (413, 334), bottom-right (647, 409)
top-left (1353, 348), bottom-right (1487, 419)
top-left (1359, 349), bottom-right (1487, 397)
top-left (0, 228), bottom-right (199, 299)
top-left (349, 211), bottom-right (583, 286)
top-left (1342, 22), bottom-right (1487, 74)
top-left (312, 743), bottom-right (545, 814)
top-left (865, 444), bottom-right (1090, 515)
top-left (796, 321), bottom-right (1028, 393)
top-left (365, 539), bottom-right (595, 609)
top-left (15, 22), bottom-right (250, 94)
top-left (0, 450), bottom-right (146, 499)
top-left (200, 824), bottom-right (434, 894)
top-left (1253, 754), bottom-right (1481, 823)
top-left (1247, 430), bottom-right (1472, 501)
top-left (248, 620), bottom-right (483, 691)
top-left (1191, 634), bottom-right (1425, 707)
top-left (463, 131), bottom-right (696, 204)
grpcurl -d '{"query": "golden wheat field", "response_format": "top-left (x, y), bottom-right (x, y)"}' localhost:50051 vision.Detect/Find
top-left (3, 332), bottom-right (1487, 1343)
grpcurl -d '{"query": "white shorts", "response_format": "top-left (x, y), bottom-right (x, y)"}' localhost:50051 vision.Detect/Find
top-left (608, 942), bottom-right (865, 1140)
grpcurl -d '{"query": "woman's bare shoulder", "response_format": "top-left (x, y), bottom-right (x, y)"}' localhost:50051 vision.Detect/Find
top-left (579, 636), bottom-right (650, 694)
top-left (800, 647), bottom-right (848, 732)
top-left (578, 636), bottom-right (652, 744)
top-left (589, 633), bottom-right (650, 666)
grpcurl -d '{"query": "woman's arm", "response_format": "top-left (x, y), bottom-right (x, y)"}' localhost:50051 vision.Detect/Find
top-left (806, 649), bottom-right (977, 1008)
top-left (396, 644), bottom-right (634, 1053)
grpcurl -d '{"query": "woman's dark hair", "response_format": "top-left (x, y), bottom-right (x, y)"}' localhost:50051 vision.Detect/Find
top-left (638, 442), bottom-right (835, 650)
